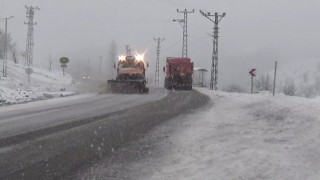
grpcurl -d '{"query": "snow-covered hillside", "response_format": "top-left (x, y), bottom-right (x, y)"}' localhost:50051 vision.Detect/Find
top-left (0, 61), bottom-right (76, 105)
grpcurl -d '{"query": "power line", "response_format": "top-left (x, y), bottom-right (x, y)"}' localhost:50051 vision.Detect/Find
top-left (125, 45), bottom-right (131, 56)
top-left (173, 9), bottom-right (194, 58)
top-left (162, 38), bottom-right (182, 51)
top-left (24, 5), bottom-right (39, 67)
top-left (153, 37), bottom-right (165, 85)
top-left (200, 10), bottom-right (226, 90)
top-left (157, 0), bottom-right (194, 9)
top-left (156, 11), bottom-right (177, 35)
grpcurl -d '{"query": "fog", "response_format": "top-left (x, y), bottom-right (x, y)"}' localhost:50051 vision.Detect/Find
top-left (1, 0), bottom-right (320, 88)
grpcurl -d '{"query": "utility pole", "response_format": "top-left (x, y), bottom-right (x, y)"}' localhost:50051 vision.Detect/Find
top-left (251, 75), bottom-right (254, 94)
top-left (48, 54), bottom-right (52, 72)
top-left (173, 9), bottom-right (194, 58)
top-left (24, 5), bottom-right (39, 67)
top-left (273, 61), bottom-right (277, 96)
top-left (153, 37), bottom-right (165, 85)
top-left (2, 16), bottom-right (14, 77)
top-left (125, 45), bottom-right (131, 56)
top-left (249, 69), bottom-right (256, 94)
top-left (200, 10), bottom-right (226, 90)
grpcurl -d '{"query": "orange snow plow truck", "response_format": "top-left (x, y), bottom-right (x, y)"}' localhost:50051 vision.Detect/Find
top-left (108, 54), bottom-right (149, 94)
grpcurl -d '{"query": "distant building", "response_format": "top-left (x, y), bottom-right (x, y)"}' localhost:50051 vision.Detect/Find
top-left (193, 68), bottom-right (208, 87)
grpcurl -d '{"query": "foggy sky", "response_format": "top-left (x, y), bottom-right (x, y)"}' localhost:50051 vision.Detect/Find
top-left (1, 0), bottom-right (320, 88)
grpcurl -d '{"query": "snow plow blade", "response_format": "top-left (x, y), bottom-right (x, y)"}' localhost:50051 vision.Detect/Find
top-left (107, 80), bottom-right (149, 94)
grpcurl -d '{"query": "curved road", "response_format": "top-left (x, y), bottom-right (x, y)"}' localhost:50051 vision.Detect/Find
top-left (0, 88), bottom-right (209, 179)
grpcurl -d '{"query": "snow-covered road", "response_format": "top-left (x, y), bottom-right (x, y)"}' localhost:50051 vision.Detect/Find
top-left (0, 87), bottom-right (167, 139)
top-left (0, 88), bottom-right (210, 179)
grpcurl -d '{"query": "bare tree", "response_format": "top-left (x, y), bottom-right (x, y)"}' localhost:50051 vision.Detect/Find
top-left (302, 86), bottom-right (314, 98)
top-left (223, 84), bottom-right (245, 93)
top-left (10, 42), bottom-right (18, 64)
top-left (254, 74), bottom-right (272, 92)
top-left (283, 79), bottom-right (296, 96)
top-left (0, 29), bottom-right (5, 59)
top-left (0, 29), bottom-right (14, 60)
top-left (48, 54), bottom-right (53, 71)
top-left (107, 40), bottom-right (117, 78)
top-left (20, 51), bottom-right (26, 66)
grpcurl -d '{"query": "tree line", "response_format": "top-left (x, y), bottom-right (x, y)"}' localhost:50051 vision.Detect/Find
top-left (0, 28), bottom-right (20, 64)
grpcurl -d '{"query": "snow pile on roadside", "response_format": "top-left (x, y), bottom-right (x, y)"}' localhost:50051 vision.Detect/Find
top-left (140, 89), bottom-right (320, 180)
top-left (0, 61), bottom-right (75, 105)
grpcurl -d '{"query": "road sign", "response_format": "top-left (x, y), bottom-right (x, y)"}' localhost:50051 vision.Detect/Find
top-left (59, 57), bottom-right (69, 75)
top-left (249, 69), bottom-right (256, 77)
top-left (25, 67), bottom-right (33, 75)
top-left (59, 57), bottom-right (69, 64)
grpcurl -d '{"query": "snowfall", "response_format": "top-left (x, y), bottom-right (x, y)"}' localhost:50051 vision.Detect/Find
top-left (0, 60), bottom-right (76, 105)
top-left (1, 59), bottom-right (320, 179)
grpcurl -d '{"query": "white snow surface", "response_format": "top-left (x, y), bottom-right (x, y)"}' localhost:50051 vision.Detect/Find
top-left (0, 61), bottom-right (75, 105)
top-left (134, 88), bottom-right (320, 180)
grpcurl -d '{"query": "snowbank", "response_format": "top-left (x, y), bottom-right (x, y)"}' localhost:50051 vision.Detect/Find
top-left (0, 61), bottom-right (76, 105)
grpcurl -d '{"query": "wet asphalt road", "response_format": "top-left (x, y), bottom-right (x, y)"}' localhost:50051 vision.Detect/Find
top-left (0, 89), bottom-right (209, 179)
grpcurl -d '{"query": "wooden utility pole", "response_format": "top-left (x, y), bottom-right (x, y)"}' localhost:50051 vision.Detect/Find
top-left (251, 75), bottom-right (253, 94)
top-left (273, 61), bottom-right (277, 96)
top-left (249, 68), bottom-right (256, 94)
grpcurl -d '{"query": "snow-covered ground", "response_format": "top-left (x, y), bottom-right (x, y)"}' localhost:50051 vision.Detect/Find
top-left (132, 88), bottom-right (320, 180)
top-left (0, 61), bottom-right (76, 105)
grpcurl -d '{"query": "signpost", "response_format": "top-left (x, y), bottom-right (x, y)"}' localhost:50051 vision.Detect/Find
top-left (25, 67), bottom-right (33, 83)
top-left (249, 68), bottom-right (256, 94)
top-left (59, 57), bottom-right (69, 75)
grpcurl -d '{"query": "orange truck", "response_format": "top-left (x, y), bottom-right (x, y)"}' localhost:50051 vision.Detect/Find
top-left (164, 57), bottom-right (193, 90)
top-left (108, 54), bottom-right (149, 93)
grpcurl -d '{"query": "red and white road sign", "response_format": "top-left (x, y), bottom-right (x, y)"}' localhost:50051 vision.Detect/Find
top-left (249, 69), bottom-right (256, 77)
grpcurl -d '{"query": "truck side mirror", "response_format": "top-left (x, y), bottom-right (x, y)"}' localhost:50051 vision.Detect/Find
top-left (147, 63), bottom-right (149, 68)
top-left (114, 63), bottom-right (116, 69)
top-left (163, 67), bottom-right (165, 72)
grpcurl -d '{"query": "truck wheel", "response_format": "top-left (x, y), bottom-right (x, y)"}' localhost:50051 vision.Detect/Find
top-left (140, 87), bottom-right (149, 94)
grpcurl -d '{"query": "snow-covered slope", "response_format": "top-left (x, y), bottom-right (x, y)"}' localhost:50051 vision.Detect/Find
top-left (0, 61), bottom-right (75, 105)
